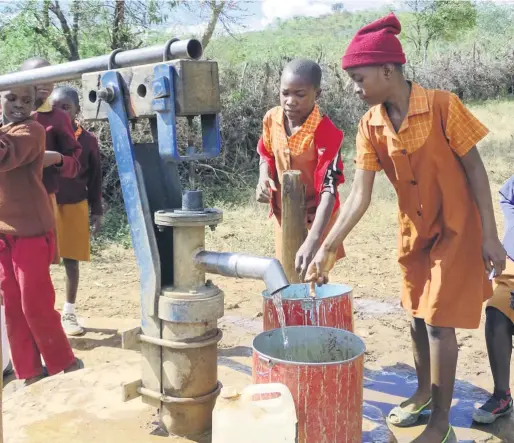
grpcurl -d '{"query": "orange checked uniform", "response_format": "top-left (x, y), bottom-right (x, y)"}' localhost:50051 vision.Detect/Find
top-left (258, 105), bottom-right (346, 264)
top-left (356, 83), bottom-right (492, 329)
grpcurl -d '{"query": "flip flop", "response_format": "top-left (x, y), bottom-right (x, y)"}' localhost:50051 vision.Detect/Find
top-left (441, 426), bottom-right (457, 443)
top-left (387, 398), bottom-right (432, 427)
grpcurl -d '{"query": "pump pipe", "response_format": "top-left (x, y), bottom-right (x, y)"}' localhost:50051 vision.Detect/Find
top-left (194, 251), bottom-right (290, 296)
top-left (0, 39), bottom-right (202, 91)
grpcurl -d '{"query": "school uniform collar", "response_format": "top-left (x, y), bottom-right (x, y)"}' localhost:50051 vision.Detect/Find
top-left (369, 82), bottom-right (430, 128)
top-left (74, 121), bottom-right (83, 140)
top-left (37, 100), bottom-right (53, 113)
top-left (273, 104), bottom-right (322, 133)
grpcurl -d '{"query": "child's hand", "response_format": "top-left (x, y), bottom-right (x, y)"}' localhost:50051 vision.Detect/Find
top-left (91, 215), bottom-right (103, 236)
top-left (482, 236), bottom-right (506, 277)
top-left (305, 246), bottom-right (337, 286)
top-left (43, 151), bottom-right (63, 167)
top-left (295, 237), bottom-right (319, 281)
top-left (256, 176), bottom-right (277, 203)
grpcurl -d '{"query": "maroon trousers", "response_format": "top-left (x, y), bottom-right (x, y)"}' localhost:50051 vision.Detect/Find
top-left (0, 232), bottom-right (75, 379)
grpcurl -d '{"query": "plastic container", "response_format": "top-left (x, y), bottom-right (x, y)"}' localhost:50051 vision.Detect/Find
top-left (263, 283), bottom-right (353, 332)
top-left (212, 383), bottom-right (297, 443)
top-left (253, 326), bottom-right (365, 443)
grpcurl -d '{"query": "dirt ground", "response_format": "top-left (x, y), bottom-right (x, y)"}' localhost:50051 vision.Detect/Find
top-left (3, 101), bottom-right (514, 441)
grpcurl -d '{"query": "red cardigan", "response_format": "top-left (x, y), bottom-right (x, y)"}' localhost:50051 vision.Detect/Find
top-left (257, 115), bottom-right (345, 218)
top-left (36, 108), bottom-right (82, 195)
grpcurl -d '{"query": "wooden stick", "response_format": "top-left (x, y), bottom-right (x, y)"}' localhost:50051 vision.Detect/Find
top-left (281, 170), bottom-right (307, 283)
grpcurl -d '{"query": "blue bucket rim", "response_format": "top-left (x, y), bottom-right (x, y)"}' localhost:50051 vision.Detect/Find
top-left (252, 325), bottom-right (366, 367)
top-left (262, 283), bottom-right (353, 300)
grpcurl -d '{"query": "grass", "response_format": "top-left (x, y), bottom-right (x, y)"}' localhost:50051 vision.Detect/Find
top-left (96, 99), bottom-right (514, 258)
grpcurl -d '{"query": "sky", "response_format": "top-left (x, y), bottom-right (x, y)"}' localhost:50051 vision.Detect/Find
top-left (170, 0), bottom-right (397, 35)
top-left (170, 0), bottom-right (514, 36)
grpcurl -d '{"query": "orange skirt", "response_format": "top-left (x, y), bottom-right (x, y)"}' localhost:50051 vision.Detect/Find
top-left (48, 194), bottom-right (61, 265)
top-left (488, 258), bottom-right (514, 323)
top-left (56, 200), bottom-right (91, 262)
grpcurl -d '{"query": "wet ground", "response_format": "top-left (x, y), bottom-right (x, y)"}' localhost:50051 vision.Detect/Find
top-left (3, 303), bottom-right (514, 442)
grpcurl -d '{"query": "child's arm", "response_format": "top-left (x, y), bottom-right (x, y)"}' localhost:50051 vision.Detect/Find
top-left (306, 169), bottom-right (375, 284)
top-left (87, 136), bottom-right (103, 234)
top-left (444, 93), bottom-right (505, 275)
top-left (296, 148), bottom-right (344, 278)
top-left (256, 114), bottom-right (277, 203)
top-left (295, 192), bottom-right (335, 279)
top-left (54, 114), bottom-right (82, 179)
top-left (256, 156), bottom-right (277, 202)
top-left (0, 123), bottom-right (45, 171)
top-left (461, 147), bottom-right (506, 276)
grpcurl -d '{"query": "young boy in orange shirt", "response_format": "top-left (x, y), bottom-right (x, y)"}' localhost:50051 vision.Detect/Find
top-left (256, 59), bottom-right (345, 278)
top-left (307, 14), bottom-right (505, 443)
top-left (51, 86), bottom-right (103, 336)
top-left (0, 85), bottom-right (83, 386)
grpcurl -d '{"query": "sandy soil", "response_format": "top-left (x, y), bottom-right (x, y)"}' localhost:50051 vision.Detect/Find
top-left (3, 100), bottom-right (514, 442)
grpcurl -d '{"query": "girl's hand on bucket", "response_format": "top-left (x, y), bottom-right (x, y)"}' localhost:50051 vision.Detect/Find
top-left (305, 246), bottom-right (337, 286)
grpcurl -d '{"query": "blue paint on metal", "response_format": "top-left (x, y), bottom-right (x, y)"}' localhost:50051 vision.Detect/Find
top-left (152, 63), bottom-right (221, 161)
top-left (201, 113), bottom-right (221, 159)
top-left (101, 71), bottom-right (161, 332)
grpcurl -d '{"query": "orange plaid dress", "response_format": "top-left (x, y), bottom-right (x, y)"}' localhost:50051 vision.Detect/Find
top-left (262, 105), bottom-right (345, 264)
top-left (356, 83), bottom-right (492, 329)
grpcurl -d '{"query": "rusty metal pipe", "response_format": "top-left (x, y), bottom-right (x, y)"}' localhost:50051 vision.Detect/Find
top-left (0, 39), bottom-right (202, 91)
top-left (194, 251), bottom-right (290, 295)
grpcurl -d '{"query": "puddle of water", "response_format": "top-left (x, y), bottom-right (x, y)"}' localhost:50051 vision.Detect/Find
top-left (354, 299), bottom-right (400, 315)
top-left (364, 366), bottom-right (514, 442)
top-left (219, 316), bottom-right (262, 334)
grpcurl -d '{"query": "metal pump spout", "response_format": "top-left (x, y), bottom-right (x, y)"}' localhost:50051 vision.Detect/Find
top-left (194, 251), bottom-right (290, 295)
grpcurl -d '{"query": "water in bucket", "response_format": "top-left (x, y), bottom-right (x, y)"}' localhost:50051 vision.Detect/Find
top-left (212, 383), bottom-right (297, 443)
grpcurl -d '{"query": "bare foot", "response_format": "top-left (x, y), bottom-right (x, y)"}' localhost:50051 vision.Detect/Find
top-left (63, 358), bottom-right (84, 374)
top-left (398, 389), bottom-right (432, 413)
top-left (411, 422), bottom-right (451, 443)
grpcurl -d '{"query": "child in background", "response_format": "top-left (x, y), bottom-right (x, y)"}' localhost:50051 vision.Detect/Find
top-left (20, 57), bottom-right (82, 264)
top-left (256, 59), bottom-right (345, 279)
top-left (306, 14), bottom-right (505, 443)
top-left (50, 86), bottom-right (103, 336)
top-left (0, 86), bottom-right (83, 386)
top-left (473, 175), bottom-right (514, 424)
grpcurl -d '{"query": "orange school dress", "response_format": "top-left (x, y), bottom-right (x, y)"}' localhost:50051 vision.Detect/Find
top-left (257, 105), bottom-right (346, 265)
top-left (356, 83), bottom-right (492, 329)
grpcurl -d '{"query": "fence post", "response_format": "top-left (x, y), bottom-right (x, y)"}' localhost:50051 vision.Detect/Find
top-left (281, 171), bottom-right (307, 283)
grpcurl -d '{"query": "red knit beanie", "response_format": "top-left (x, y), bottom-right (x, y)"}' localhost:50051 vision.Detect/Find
top-left (342, 13), bottom-right (406, 70)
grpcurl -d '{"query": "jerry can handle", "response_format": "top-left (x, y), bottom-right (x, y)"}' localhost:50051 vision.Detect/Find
top-left (241, 383), bottom-right (296, 413)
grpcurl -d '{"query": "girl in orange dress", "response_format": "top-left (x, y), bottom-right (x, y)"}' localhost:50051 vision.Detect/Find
top-left (307, 14), bottom-right (506, 443)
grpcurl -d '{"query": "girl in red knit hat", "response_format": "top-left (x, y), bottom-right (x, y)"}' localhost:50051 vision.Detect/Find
top-left (306, 13), bottom-right (506, 443)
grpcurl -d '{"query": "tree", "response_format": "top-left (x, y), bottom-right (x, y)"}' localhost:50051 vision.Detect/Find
top-left (404, 0), bottom-right (477, 64)
top-left (179, 0), bottom-right (247, 50)
top-left (332, 3), bottom-right (345, 13)
top-left (0, 0), bottom-right (174, 63)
